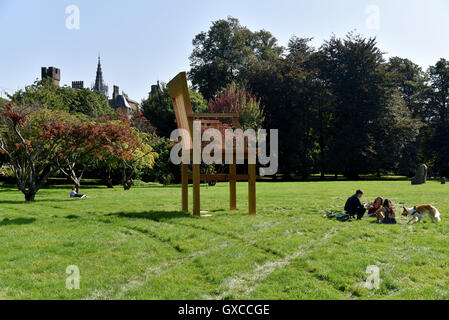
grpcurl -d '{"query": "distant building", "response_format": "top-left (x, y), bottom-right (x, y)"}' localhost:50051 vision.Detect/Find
top-left (72, 81), bottom-right (84, 90)
top-left (41, 67), bottom-right (60, 86)
top-left (92, 56), bottom-right (108, 97)
top-left (109, 85), bottom-right (140, 117)
top-left (150, 81), bottom-right (161, 96)
top-left (40, 56), bottom-right (140, 114)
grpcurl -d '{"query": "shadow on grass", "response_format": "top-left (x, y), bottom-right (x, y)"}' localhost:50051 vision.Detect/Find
top-left (0, 218), bottom-right (36, 226)
top-left (66, 215), bottom-right (81, 220)
top-left (0, 199), bottom-right (75, 205)
top-left (107, 210), bottom-right (193, 222)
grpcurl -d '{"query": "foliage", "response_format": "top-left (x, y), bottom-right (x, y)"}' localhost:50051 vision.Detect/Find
top-left (0, 97), bottom-right (9, 107)
top-left (209, 83), bottom-right (264, 131)
top-left (242, 37), bottom-right (320, 178)
top-left (0, 104), bottom-right (64, 201)
top-left (8, 78), bottom-right (114, 118)
top-left (86, 119), bottom-right (158, 190)
top-left (189, 17), bottom-right (283, 100)
top-left (422, 59), bottom-right (449, 176)
top-left (141, 134), bottom-right (179, 185)
top-left (141, 84), bottom-right (208, 138)
top-left (320, 34), bottom-right (413, 177)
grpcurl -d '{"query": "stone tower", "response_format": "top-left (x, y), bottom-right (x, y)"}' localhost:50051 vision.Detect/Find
top-left (41, 67), bottom-right (60, 86)
top-left (92, 55), bottom-right (108, 97)
top-left (72, 81), bottom-right (84, 90)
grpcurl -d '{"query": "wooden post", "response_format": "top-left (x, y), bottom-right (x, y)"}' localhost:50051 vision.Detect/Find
top-left (193, 163), bottom-right (201, 216)
top-left (181, 164), bottom-right (189, 212)
top-left (230, 158), bottom-right (237, 210)
top-left (248, 164), bottom-right (256, 215)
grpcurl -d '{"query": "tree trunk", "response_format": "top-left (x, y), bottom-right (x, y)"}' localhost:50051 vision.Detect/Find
top-left (123, 181), bottom-right (133, 190)
top-left (105, 166), bottom-right (114, 188)
top-left (73, 179), bottom-right (81, 192)
top-left (25, 191), bottom-right (36, 202)
top-left (122, 161), bottom-right (134, 191)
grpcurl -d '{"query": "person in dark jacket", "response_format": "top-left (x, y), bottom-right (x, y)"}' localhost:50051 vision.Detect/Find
top-left (344, 189), bottom-right (366, 220)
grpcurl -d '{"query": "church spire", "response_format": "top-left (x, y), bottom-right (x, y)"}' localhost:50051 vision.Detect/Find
top-left (93, 55), bottom-right (108, 97)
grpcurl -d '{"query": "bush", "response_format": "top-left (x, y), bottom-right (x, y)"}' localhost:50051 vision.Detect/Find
top-left (141, 134), bottom-right (180, 185)
top-left (209, 83), bottom-right (264, 131)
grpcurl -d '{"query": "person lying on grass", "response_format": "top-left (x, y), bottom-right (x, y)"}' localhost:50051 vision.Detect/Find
top-left (375, 199), bottom-right (397, 224)
top-left (366, 197), bottom-right (383, 217)
top-left (344, 189), bottom-right (367, 220)
top-left (70, 187), bottom-right (88, 199)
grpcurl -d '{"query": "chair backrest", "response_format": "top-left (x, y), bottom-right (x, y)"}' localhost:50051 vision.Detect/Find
top-left (168, 72), bottom-right (194, 150)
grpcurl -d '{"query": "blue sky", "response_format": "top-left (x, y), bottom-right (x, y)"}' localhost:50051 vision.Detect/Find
top-left (1, 0), bottom-right (448, 102)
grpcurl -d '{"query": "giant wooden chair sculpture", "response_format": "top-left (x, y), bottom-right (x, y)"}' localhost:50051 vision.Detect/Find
top-left (167, 72), bottom-right (256, 216)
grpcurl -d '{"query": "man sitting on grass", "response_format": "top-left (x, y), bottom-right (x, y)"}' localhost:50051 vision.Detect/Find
top-left (70, 187), bottom-right (87, 199)
top-left (344, 189), bottom-right (366, 220)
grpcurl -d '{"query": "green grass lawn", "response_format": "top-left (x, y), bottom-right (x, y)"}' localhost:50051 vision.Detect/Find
top-left (0, 180), bottom-right (448, 300)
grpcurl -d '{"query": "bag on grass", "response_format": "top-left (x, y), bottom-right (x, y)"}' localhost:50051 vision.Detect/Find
top-left (325, 211), bottom-right (351, 222)
top-left (336, 213), bottom-right (351, 222)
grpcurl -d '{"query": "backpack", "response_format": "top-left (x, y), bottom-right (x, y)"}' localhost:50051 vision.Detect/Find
top-left (336, 213), bottom-right (351, 222)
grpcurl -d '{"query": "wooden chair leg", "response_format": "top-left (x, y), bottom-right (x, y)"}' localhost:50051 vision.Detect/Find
top-left (230, 163), bottom-right (237, 210)
top-left (248, 164), bottom-right (256, 215)
top-left (181, 164), bottom-right (188, 212)
top-left (193, 164), bottom-right (201, 216)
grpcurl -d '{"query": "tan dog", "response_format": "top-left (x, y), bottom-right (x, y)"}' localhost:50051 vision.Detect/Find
top-left (402, 204), bottom-right (441, 225)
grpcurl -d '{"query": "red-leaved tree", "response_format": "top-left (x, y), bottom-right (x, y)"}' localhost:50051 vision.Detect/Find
top-left (0, 104), bottom-right (61, 201)
top-left (209, 83), bottom-right (264, 131)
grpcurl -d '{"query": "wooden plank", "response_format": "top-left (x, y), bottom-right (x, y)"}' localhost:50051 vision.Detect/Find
top-left (188, 113), bottom-right (239, 119)
top-left (168, 72), bottom-right (194, 149)
top-left (230, 162), bottom-right (237, 211)
top-left (248, 164), bottom-right (256, 215)
top-left (193, 164), bottom-right (201, 217)
top-left (187, 174), bottom-right (249, 182)
top-left (181, 164), bottom-right (188, 212)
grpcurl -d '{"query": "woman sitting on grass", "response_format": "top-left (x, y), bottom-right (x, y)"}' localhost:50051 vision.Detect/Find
top-left (367, 197), bottom-right (383, 217)
top-left (70, 187), bottom-right (87, 199)
top-left (375, 199), bottom-right (397, 224)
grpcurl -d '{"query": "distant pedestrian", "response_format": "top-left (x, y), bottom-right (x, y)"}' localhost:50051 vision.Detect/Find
top-left (70, 187), bottom-right (87, 199)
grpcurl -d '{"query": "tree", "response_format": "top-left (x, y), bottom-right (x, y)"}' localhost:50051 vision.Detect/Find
top-left (209, 82), bottom-right (264, 131)
top-left (141, 135), bottom-right (179, 185)
top-left (242, 37), bottom-right (319, 178)
top-left (189, 17), bottom-right (283, 100)
top-left (40, 117), bottom-right (102, 190)
top-left (423, 59), bottom-right (449, 176)
top-left (0, 104), bottom-right (62, 201)
top-left (387, 57), bottom-right (429, 118)
top-left (319, 33), bottom-right (414, 178)
top-left (88, 120), bottom-right (158, 190)
top-left (0, 97), bottom-right (8, 107)
top-left (9, 78), bottom-right (113, 118)
top-left (141, 84), bottom-right (208, 138)
top-left (121, 131), bottom-right (158, 190)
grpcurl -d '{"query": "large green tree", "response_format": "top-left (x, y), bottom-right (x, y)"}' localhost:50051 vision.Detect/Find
top-left (9, 79), bottom-right (113, 118)
top-left (189, 17), bottom-right (283, 100)
top-left (242, 37), bottom-right (319, 178)
top-left (387, 57), bottom-right (428, 118)
top-left (423, 59), bottom-right (449, 176)
top-left (319, 33), bottom-right (421, 178)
